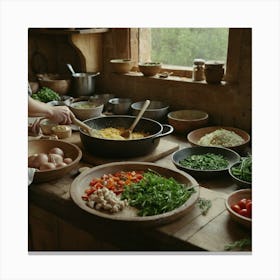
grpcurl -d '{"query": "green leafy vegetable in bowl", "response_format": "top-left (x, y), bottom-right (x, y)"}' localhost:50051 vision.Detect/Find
top-left (179, 153), bottom-right (229, 170)
top-left (31, 87), bottom-right (60, 103)
top-left (231, 155), bottom-right (252, 182)
top-left (121, 170), bottom-right (196, 216)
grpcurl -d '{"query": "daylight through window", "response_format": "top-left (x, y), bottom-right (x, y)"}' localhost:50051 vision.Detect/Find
top-left (141, 28), bottom-right (229, 67)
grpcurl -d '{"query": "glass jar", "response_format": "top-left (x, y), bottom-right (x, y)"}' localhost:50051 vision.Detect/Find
top-left (204, 61), bottom-right (225, 84)
top-left (192, 59), bottom-right (205, 81)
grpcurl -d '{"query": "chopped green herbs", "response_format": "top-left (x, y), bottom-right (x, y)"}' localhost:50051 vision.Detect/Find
top-left (121, 171), bottom-right (196, 216)
top-left (224, 238), bottom-right (251, 251)
top-left (31, 87), bottom-right (60, 103)
top-left (231, 155), bottom-right (252, 182)
top-left (179, 153), bottom-right (229, 170)
top-left (197, 198), bottom-right (212, 215)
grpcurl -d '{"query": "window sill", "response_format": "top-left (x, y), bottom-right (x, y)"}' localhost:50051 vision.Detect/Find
top-left (114, 71), bottom-right (229, 87)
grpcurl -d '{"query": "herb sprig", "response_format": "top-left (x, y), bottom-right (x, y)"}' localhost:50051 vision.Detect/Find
top-left (197, 198), bottom-right (212, 215)
top-left (224, 238), bottom-right (251, 251)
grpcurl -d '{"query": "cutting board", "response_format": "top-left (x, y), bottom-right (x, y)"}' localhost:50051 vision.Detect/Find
top-left (66, 132), bottom-right (179, 166)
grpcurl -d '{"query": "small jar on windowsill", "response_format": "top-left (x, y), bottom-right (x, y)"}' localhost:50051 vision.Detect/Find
top-left (192, 59), bottom-right (205, 81)
top-left (204, 61), bottom-right (225, 84)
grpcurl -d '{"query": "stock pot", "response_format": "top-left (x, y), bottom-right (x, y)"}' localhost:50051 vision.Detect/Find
top-left (79, 115), bottom-right (174, 158)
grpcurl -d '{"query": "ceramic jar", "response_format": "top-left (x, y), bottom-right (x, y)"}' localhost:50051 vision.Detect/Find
top-left (204, 61), bottom-right (225, 84)
top-left (192, 59), bottom-right (205, 81)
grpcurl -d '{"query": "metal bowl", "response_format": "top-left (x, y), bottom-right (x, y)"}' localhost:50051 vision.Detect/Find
top-left (131, 100), bottom-right (169, 122)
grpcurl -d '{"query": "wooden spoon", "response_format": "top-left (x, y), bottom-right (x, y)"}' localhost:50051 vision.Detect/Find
top-left (70, 114), bottom-right (101, 137)
top-left (120, 99), bottom-right (150, 139)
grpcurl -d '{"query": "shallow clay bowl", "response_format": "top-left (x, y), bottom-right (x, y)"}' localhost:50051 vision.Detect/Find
top-left (225, 189), bottom-right (252, 228)
top-left (168, 110), bottom-right (209, 134)
top-left (70, 161), bottom-right (199, 227)
top-left (110, 59), bottom-right (133, 74)
top-left (172, 146), bottom-right (240, 178)
top-left (187, 126), bottom-right (250, 153)
top-left (138, 62), bottom-right (162, 76)
top-left (28, 139), bottom-right (82, 183)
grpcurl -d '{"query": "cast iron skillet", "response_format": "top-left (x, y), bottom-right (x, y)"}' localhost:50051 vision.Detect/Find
top-left (79, 115), bottom-right (173, 158)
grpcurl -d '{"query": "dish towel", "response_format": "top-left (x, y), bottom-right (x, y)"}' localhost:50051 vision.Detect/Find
top-left (28, 168), bottom-right (36, 186)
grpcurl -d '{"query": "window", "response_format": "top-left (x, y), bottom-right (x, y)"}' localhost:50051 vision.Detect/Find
top-left (139, 28), bottom-right (228, 66)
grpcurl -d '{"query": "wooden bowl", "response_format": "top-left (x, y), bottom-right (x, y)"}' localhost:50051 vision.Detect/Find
top-left (37, 73), bottom-right (71, 95)
top-left (225, 189), bottom-right (252, 228)
top-left (168, 110), bottom-right (209, 134)
top-left (110, 59), bottom-right (133, 74)
top-left (187, 126), bottom-right (250, 153)
top-left (172, 146), bottom-right (240, 178)
top-left (70, 162), bottom-right (199, 227)
top-left (138, 62), bottom-right (162, 76)
top-left (28, 139), bottom-right (82, 183)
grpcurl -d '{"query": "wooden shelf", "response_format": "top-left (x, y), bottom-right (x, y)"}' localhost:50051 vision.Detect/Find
top-left (29, 28), bottom-right (109, 35)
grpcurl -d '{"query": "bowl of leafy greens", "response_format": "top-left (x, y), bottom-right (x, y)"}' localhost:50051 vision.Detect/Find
top-left (172, 146), bottom-right (240, 178)
top-left (229, 155), bottom-right (252, 188)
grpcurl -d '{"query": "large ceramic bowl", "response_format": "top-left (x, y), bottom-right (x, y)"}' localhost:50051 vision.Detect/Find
top-left (172, 146), bottom-right (240, 178)
top-left (70, 161), bottom-right (199, 227)
top-left (37, 73), bottom-right (71, 95)
top-left (138, 62), bottom-right (162, 76)
top-left (187, 126), bottom-right (250, 153)
top-left (167, 110), bottom-right (209, 134)
top-left (110, 59), bottom-right (133, 74)
top-left (225, 189), bottom-right (252, 228)
top-left (28, 139), bottom-right (82, 183)
top-left (69, 100), bottom-right (104, 121)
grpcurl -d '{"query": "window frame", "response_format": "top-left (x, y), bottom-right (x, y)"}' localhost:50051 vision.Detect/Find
top-left (129, 28), bottom-right (243, 84)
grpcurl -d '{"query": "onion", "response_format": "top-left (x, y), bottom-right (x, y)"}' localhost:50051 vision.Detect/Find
top-left (63, 157), bottom-right (73, 164)
top-left (48, 147), bottom-right (64, 157)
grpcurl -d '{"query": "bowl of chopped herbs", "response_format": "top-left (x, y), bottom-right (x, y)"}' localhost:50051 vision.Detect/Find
top-left (229, 155), bottom-right (252, 188)
top-left (172, 146), bottom-right (240, 177)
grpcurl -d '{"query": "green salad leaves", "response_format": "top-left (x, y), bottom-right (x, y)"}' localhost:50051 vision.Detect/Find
top-left (31, 87), bottom-right (60, 103)
top-left (179, 153), bottom-right (229, 170)
top-left (121, 170), bottom-right (196, 216)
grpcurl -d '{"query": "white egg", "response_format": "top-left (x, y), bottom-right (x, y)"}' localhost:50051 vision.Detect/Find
top-left (28, 154), bottom-right (38, 167)
top-left (39, 162), bottom-right (56, 171)
top-left (48, 147), bottom-right (64, 157)
top-left (32, 153), bottom-right (49, 169)
top-left (63, 157), bottom-right (73, 165)
top-left (56, 162), bottom-right (67, 168)
top-left (48, 153), bottom-right (63, 165)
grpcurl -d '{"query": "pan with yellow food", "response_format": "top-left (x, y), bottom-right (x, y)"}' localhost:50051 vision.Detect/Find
top-left (79, 115), bottom-right (173, 158)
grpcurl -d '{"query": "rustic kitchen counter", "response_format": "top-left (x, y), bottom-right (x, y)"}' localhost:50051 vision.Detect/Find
top-left (28, 133), bottom-right (251, 252)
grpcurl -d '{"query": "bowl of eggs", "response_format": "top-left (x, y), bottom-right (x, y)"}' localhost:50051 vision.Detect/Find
top-left (28, 139), bottom-right (82, 183)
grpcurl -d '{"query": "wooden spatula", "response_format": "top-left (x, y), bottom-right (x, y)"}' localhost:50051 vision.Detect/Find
top-left (70, 114), bottom-right (101, 137)
top-left (120, 99), bottom-right (150, 139)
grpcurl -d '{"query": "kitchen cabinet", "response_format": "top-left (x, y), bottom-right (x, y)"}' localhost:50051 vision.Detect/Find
top-left (28, 134), bottom-right (251, 252)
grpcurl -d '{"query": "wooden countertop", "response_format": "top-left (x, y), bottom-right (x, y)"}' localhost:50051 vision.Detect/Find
top-left (28, 132), bottom-right (252, 252)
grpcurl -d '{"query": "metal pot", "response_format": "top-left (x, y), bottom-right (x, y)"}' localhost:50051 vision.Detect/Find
top-left (71, 72), bottom-right (100, 97)
top-left (79, 115), bottom-right (174, 158)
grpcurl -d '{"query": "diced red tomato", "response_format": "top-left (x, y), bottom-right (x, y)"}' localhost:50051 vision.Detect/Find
top-left (82, 170), bottom-right (144, 200)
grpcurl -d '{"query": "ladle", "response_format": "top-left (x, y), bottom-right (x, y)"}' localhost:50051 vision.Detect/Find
top-left (66, 63), bottom-right (76, 75)
top-left (120, 99), bottom-right (150, 139)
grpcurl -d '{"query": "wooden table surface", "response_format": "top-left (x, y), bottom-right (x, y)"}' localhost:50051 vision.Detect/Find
top-left (28, 132), bottom-right (252, 252)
